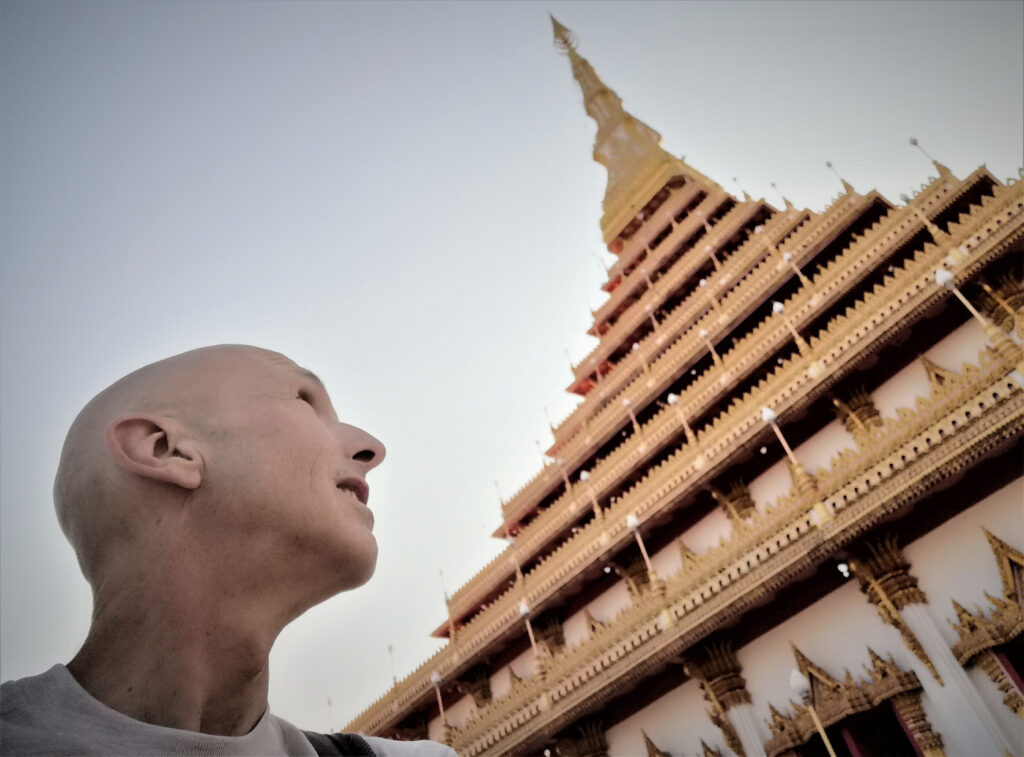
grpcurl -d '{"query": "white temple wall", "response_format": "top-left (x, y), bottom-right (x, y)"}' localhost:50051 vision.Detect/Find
top-left (650, 533), bottom-right (684, 578)
top-left (747, 457), bottom-right (792, 516)
top-left (676, 505), bottom-right (732, 553)
top-left (605, 675), bottom-right (726, 757)
top-left (562, 578), bottom-right (634, 649)
top-left (903, 477), bottom-right (1023, 637)
top-left (872, 317), bottom-right (986, 419)
top-left (561, 609), bottom-right (592, 650)
top-left (793, 417), bottom-right (855, 476)
top-left (446, 692), bottom-right (476, 730)
top-left (488, 664), bottom-right (512, 701)
top-left (487, 644), bottom-right (537, 702)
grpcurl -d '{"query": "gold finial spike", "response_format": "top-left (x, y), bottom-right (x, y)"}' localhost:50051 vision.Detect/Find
top-left (550, 15), bottom-right (577, 53)
top-left (910, 137), bottom-right (955, 179)
top-left (909, 137), bottom-right (935, 164)
top-left (770, 181), bottom-right (794, 210)
top-left (826, 161), bottom-right (855, 194)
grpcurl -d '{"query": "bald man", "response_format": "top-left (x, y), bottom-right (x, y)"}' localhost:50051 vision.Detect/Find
top-left (1, 346), bottom-right (455, 756)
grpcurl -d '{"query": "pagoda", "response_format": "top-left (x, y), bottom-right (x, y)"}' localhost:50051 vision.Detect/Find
top-left (347, 17), bottom-right (1024, 757)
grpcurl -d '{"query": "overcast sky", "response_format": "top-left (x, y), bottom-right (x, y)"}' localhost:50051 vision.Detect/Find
top-left (2, 0), bottom-right (1022, 733)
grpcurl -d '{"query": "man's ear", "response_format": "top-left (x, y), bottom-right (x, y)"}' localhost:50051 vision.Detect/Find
top-left (105, 415), bottom-right (204, 490)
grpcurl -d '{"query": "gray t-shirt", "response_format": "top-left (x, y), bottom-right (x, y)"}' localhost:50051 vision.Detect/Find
top-left (1, 665), bottom-right (454, 757)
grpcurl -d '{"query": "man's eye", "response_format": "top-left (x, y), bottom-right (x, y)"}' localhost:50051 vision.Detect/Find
top-left (297, 390), bottom-right (315, 405)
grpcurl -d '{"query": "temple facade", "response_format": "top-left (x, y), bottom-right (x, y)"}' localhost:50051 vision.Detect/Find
top-left (346, 18), bottom-right (1024, 757)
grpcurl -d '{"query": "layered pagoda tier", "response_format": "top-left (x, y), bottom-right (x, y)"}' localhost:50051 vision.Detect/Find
top-left (345, 19), bottom-right (1024, 756)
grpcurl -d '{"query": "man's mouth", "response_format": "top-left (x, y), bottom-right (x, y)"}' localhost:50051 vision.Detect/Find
top-left (336, 477), bottom-right (369, 506)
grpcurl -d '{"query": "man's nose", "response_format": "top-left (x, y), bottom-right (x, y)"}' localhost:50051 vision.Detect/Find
top-left (337, 423), bottom-right (386, 470)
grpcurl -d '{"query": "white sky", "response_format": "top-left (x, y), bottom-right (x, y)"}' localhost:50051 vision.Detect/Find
top-left (2, 0), bottom-right (1021, 733)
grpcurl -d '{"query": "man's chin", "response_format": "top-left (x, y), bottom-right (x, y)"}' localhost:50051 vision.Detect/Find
top-left (329, 537), bottom-right (378, 591)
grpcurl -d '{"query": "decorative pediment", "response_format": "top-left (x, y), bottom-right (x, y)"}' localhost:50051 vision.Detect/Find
top-left (765, 648), bottom-right (922, 757)
top-left (678, 540), bottom-right (702, 573)
top-left (791, 645), bottom-right (841, 707)
top-left (919, 355), bottom-right (960, 394)
top-left (984, 528), bottom-right (1024, 604)
top-left (950, 529), bottom-right (1024, 665)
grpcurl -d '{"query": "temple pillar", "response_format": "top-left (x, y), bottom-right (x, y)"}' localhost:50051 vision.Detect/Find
top-left (691, 642), bottom-right (765, 757)
top-left (854, 536), bottom-right (1017, 755)
top-left (900, 602), bottom-right (1017, 755)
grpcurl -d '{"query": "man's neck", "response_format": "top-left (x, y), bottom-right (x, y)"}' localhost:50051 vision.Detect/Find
top-left (67, 572), bottom-right (281, 736)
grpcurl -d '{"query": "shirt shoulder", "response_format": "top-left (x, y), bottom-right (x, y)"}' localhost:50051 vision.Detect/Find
top-left (361, 735), bottom-right (458, 757)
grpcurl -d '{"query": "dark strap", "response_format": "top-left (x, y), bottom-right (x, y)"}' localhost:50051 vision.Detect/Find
top-left (303, 730), bottom-right (377, 756)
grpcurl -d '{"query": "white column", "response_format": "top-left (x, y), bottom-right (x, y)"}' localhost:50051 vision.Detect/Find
top-left (728, 702), bottom-right (767, 757)
top-left (901, 604), bottom-right (1017, 755)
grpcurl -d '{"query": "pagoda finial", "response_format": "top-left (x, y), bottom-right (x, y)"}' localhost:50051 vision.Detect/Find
top-left (550, 15), bottom-right (577, 53)
top-left (551, 19), bottom-right (687, 245)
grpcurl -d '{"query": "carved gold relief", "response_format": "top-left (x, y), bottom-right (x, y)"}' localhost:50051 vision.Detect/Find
top-left (555, 720), bottom-right (609, 757)
top-left (890, 692), bottom-right (947, 757)
top-left (711, 482), bottom-right (757, 523)
top-left (977, 275), bottom-right (1024, 340)
top-left (832, 389), bottom-right (883, 446)
top-left (764, 647), bottom-right (939, 757)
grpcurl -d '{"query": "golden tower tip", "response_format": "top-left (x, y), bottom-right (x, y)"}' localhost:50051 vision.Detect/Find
top-left (550, 14), bottom-right (577, 52)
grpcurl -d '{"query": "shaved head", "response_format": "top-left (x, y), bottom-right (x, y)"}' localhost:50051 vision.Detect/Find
top-left (54, 345), bottom-right (275, 585)
top-left (53, 343), bottom-right (385, 616)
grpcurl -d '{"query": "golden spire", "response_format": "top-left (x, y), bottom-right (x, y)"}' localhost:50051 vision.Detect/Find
top-left (551, 17), bottom-right (687, 245)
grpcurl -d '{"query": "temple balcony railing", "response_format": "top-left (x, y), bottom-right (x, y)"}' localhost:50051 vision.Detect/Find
top-left (606, 180), bottom-right (705, 283)
top-left (466, 170), bottom-right (989, 620)
top-left (571, 196), bottom-right (781, 386)
top-left (450, 340), bottom-right (1024, 755)
top-left (551, 179), bottom-right (877, 452)
top-left (344, 176), bottom-right (1023, 737)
